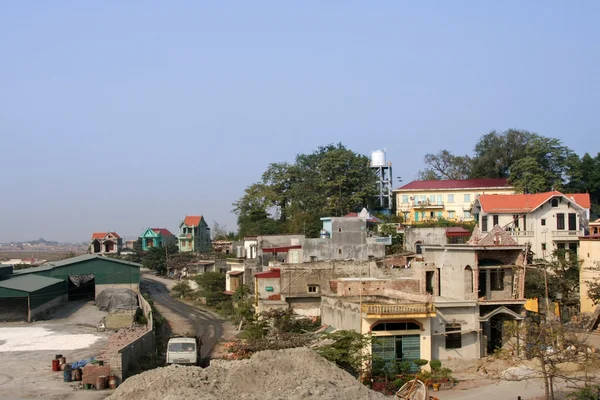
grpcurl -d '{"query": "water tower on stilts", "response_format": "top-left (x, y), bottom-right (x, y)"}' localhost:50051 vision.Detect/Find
top-left (370, 150), bottom-right (393, 212)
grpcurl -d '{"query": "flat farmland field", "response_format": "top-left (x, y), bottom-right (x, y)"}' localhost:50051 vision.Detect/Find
top-left (0, 251), bottom-right (85, 261)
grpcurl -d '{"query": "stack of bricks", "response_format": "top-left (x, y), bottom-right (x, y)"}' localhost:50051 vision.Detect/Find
top-left (98, 325), bottom-right (148, 362)
top-left (82, 364), bottom-right (111, 386)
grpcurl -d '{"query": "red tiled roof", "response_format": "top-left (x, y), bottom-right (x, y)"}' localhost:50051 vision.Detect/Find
top-left (152, 228), bottom-right (174, 237)
top-left (91, 231), bottom-right (121, 239)
top-left (396, 178), bottom-right (511, 191)
top-left (446, 227), bottom-right (471, 237)
top-left (255, 269), bottom-right (281, 279)
top-left (478, 191), bottom-right (590, 213)
top-left (183, 216), bottom-right (203, 227)
top-left (581, 233), bottom-right (600, 240)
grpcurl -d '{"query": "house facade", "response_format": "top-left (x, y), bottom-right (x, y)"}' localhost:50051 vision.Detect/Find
top-left (89, 232), bottom-right (122, 255)
top-left (579, 233), bottom-right (600, 314)
top-left (394, 179), bottom-right (515, 224)
top-left (473, 191), bottom-right (591, 259)
top-left (140, 228), bottom-right (176, 251)
top-left (177, 216), bottom-right (211, 253)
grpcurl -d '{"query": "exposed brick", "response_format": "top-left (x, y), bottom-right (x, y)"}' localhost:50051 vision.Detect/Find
top-left (82, 364), bottom-right (110, 386)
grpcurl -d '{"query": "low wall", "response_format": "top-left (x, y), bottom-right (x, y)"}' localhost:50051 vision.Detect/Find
top-left (112, 292), bottom-right (154, 380)
top-left (30, 294), bottom-right (68, 321)
top-left (85, 292), bottom-right (154, 384)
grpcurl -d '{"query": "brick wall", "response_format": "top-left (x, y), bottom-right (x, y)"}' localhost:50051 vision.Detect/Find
top-left (82, 364), bottom-right (110, 386)
top-left (335, 279), bottom-right (420, 297)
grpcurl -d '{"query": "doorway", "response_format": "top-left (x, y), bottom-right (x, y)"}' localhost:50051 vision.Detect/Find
top-left (68, 275), bottom-right (95, 301)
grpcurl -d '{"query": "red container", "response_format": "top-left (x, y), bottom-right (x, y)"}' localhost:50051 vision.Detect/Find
top-left (96, 376), bottom-right (106, 390)
top-left (51, 359), bottom-right (60, 372)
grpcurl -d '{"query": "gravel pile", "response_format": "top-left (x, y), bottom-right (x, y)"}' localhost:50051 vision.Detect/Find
top-left (108, 347), bottom-right (386, 400)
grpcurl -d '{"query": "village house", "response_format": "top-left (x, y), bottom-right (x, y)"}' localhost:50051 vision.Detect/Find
top-left (177, 215), bottom-right (211, 253)
top-left (320, 226), bottom-right (527, 365)
top-left (89, 232), bottom-right (122, 255)
top-left (140, 228), bottom-right (176, 251)
top-left (473, 191), bottom-right (590, 259)
top-left (590, 217), bottom-right (600, 235)
top-left (394, 179), bottom-right (515, 224)
top-left (579, 232), bottom-right (600, 314)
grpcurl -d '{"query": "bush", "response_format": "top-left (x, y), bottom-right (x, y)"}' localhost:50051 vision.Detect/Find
top-left (171, 280), bottom-right (194, 299)
top-left (568, 385), bottom-right (600, 400)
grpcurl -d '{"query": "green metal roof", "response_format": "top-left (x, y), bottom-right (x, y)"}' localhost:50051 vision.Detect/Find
top-left (12, 254), bottom-right (141, 275)
top-left (0, 274), bottom-right (63, 293)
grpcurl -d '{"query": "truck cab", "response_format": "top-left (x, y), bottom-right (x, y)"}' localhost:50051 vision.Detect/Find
top-left (166, 337), bottom-right (200, 366)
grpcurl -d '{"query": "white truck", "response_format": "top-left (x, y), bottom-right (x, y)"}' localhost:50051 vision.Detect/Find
top-left (166, 336), bottom-right (201, 366)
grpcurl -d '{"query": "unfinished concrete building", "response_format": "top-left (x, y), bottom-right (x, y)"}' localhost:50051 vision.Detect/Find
top-left (320, 227), bottom-right (527, 364)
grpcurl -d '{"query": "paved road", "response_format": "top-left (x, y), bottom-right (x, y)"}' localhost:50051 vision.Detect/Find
top-left (141, 273), bottom-right (223, 360)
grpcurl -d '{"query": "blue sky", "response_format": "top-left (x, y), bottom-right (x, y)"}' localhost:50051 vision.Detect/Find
top-left (1, 2), bottom-right (599, 242)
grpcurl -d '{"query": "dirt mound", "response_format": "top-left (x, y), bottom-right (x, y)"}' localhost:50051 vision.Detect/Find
top-left (107, 347), bottom-right (385, 400)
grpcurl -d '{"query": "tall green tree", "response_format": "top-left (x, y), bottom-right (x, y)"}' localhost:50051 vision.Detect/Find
top-left (234, 143), bottom-right (378, 237)
top-left (141, 243), bottom-right (179, 275)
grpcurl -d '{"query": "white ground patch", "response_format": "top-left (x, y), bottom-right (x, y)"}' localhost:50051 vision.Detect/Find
top-left (0, 327), bottom-right (102, 352)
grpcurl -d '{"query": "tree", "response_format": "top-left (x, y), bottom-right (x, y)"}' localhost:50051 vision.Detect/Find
top-left (234, 143), bottom-right (378, 238)
top-left (315, 330), bottom-right (373, 377)
top-left (194, 272), bottom-right (228, 306)
top-left (418, 150), bottom-right (471, 180)
top-left (141, 243), bottom-right (178, 275)
top-left (501, 319), bottom-right (599, 400)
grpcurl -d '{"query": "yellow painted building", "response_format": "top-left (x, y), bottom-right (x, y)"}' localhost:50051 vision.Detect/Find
top-left (393, 179), bottom-right (515, 224)
top-left (579, 234), bottom-right (600, 314)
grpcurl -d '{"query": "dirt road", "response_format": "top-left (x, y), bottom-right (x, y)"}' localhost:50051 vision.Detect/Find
top-left (141, 272), bottom-right (225, 359)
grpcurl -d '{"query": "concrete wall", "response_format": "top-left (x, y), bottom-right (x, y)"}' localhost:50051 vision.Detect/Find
top-left (334, 278), bottom-right (421, 297)
top-left (405, 227), bottom-right (448, 252)
top-left (301, 238), bottom-right (384, 262)
top-left (430, 303), bottom-right (480, 360)
top-left (30, 293), bottom-right (68, 321)
top-left (321, 296), bottom-right (362, 331)
top-left (423, 247), bottom-right (477, 300)
top-left (109, 292), bottom-right (154, 381)
top-left (580, 239), bottom-right (600, 313)
top-left (256, 276), bottom-right (281, 300)
top-left (105, 311), bottom-right (135, 330)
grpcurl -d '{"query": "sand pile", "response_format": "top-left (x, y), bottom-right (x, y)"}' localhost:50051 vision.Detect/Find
top-left (107, 347), bottom-right (386, 400)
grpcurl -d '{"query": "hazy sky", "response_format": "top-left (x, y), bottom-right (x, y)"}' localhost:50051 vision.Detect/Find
top-left (1, 2), bottom-right (599, 242)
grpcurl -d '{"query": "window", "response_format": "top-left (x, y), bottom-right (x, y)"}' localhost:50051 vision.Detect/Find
top-left (569, 243), bottom-right (578, 256)
top-left (445, 324), bottom-right (462, 349)
top-left (437, 195), bottom-right (443, 204)
top-left (420, 195), bottom-right (427, 203)
top-left (568, 213), bottom-right (577, 231)
top-left (402, 195), bottom-right (409, 203)
top-left (490, 269), bottom-right (505, 291)
top-left (307, 285), bottom-right (319, 293)
top-left (464, 194), bottom-right (471, 203)
top-left (338, 227), bottom-right (342, 233)
top-left (426, 271), bottom-right (435, 295)
top-left (541, 243), bottom-right (547, 251)
top-left (372, 321), bottom-right (422, 331)
top-left (557, 213), bottom-right (565, 230)
top-left (310, 256), bottom-right (317, 262)
top-left (338, 249), bottom-right (342, 255)
top-left (429, 195), bottom-right (436, 203)
top-left (463, 210), bottom-right (471, 219)
top-left (512, 215), bottom-right (519, 229)
top-left (481, 216), bottom-right (488, 232)
top-left (551, 198), bottom-right (559, 208)
top-left (493, 215), bottom-right (499, 226)
top-left (448, 210), bottom-right (456, 219)
top-left (447, 194), bottom-right (455, 203)
top-left (541, 218), bottom-right (546, 226)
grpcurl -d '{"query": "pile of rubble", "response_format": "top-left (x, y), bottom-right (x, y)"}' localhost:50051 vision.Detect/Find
top-left (108, 347), bottom-right (386, 400)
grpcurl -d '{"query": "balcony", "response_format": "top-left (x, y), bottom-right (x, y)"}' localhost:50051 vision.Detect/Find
top-left (509, 230), bottom-right (534, 237)
top-left (552, 230), bottom-right (583, 237)
top-left (361, 303), bottom-right (436, 318)
top-left (413, 200), bottom-right (444, 209)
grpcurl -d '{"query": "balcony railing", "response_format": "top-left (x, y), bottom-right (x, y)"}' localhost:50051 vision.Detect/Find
top-left (552, 230), bottom-right (583, 237)
top-left (361, 303), bottom-right (435, 315)
top-left (509, 230), bottom-right (534, 237)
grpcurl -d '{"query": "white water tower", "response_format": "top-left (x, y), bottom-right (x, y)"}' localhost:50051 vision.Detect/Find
top-left (370, 149), bottom-right (393, 210)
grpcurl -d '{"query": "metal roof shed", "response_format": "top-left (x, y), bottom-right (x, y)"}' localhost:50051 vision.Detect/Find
top-left (0, 275), bottom-right (66, 322)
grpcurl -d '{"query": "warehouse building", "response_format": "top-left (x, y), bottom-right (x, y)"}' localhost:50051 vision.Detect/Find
top-left (0, 254), bottom-right (141, 322)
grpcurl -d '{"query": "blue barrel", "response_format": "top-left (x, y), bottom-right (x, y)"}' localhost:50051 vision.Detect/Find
top-left (63, 365), bottom-right (72, 382)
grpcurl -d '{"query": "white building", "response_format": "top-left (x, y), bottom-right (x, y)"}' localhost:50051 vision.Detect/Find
top-left (473, 191), bottom-right (590, 259)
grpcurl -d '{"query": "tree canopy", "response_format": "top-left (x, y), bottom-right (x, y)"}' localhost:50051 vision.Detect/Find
top-left (418, 129), bottom-right (600, 215)
top-left (233, 143), bottom-right (378, 238)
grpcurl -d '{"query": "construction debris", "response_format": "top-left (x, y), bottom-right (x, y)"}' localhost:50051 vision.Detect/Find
top-left (107, 347), bottom-right (386, 400)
